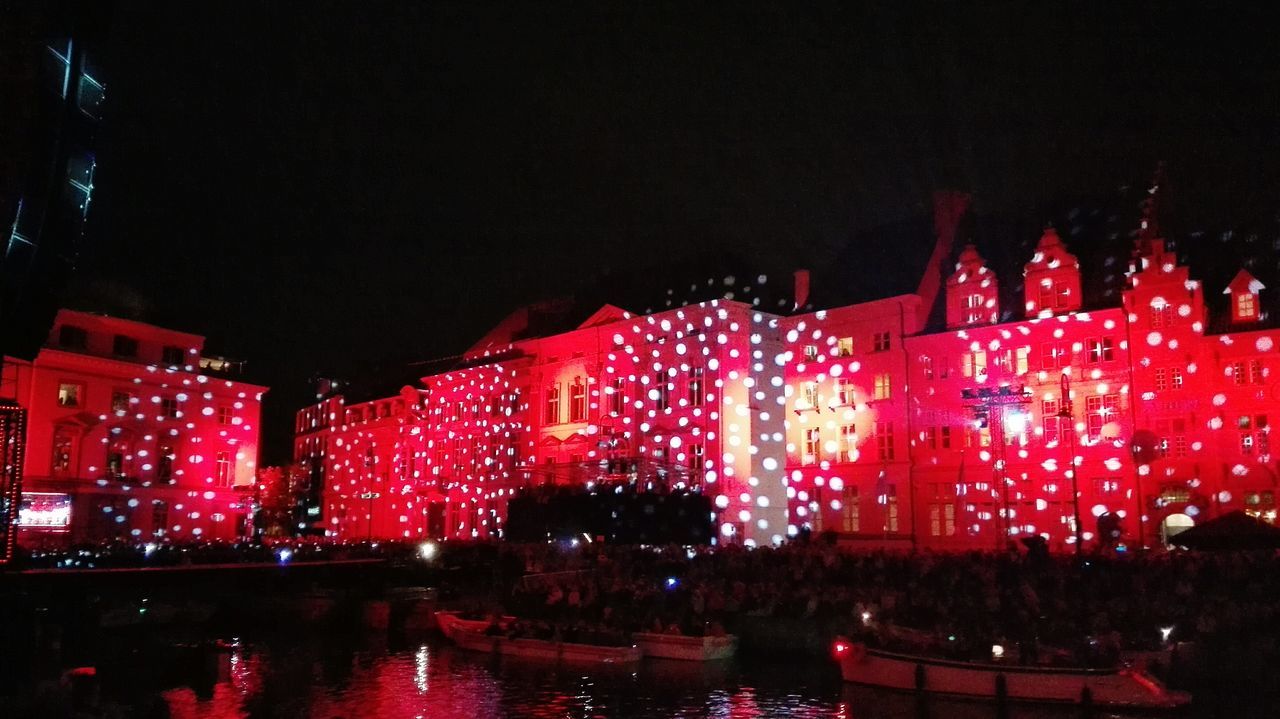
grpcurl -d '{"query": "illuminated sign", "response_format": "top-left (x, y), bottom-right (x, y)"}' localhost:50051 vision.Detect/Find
top-left (17, 492), bottom-right (72, 529)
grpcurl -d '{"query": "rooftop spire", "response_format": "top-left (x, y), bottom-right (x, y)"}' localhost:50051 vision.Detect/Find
top-left (1135, 161), bottom-right (1167, 257)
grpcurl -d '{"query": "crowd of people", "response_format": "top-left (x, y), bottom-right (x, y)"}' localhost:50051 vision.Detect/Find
top-left (489, 540), bottom-right (1280, 668)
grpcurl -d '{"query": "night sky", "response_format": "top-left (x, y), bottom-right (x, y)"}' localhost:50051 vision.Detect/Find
top-left (65, 2), bottom-right (1279, 463)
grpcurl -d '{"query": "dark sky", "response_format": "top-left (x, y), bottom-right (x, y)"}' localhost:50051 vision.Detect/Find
top-left (66, 1), bottom-right (1280, 463)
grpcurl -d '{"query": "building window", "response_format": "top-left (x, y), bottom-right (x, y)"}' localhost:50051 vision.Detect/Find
top-left (156, 442), bottom-right (175, 482)
top-left (873, 331), bottom-right (891, 352)
top-left (215, 451), bottom-right (233, 487)
top-left (1232, 362), bottom-right (1246, 386)
top-left (1171, 367), bottom-right (1184, 389)
top-left (836, 377), bottom-right (855, 406)
top-left (544, 384), bottom-right (561, 424)
top-left (940, 425), bottom-right (952, 449)
top-left (111, 390), bottom-right (132, 414)
top-left (162, 345), bottom-right (186, 366)
top-left (688, 367), bottom-right (704, 407)
top-left (1250, 359), bottom-right (1265, 385)
top-left (113, 335), bottom-right (139, 357)
top-left (803, 428), bottom-right (821, 465)
top-left (1040, 342), bottom-right (1069, 370)
top-left (218, 406), bottom-right (233, 426)
top-left (568, 378), bottom-right (587, 422)
top-left (1086, 337), bottom-right (1114, 364)
top-left (161, 397), bottom-right (179, 419)
top-left (929, 486), bottom-right (956, 537)
top-left (151, 501), bottom-right (168, 536)
top-left (921, 356), bottom-right (934, 380)
top-left (840, 424), bottom-right (857, 463)
top-left (653, 371), bottom-right (670, 411)
top-left (107, 436), bottom-right (131, 480)
top-left (1155, 419), bottom-right (1187, 459)
top-left (1239, 415), bottom-right (1269, 456)
top-left (1015, 347), bottom-right (1030, 375)
top-left (52, 431), bottom-right (74, 474)
top-left (1085, 394), bottom-right (1120, 439)
top-left (1236, 292), bottom-right (1257, 320)
top-left (963, 351), bottom-right (987, 378)
top-left (962, 293), bottom-right (985, 324)
top-left (1150, 303), bottom-right (1175, 329)
top-left (873, 373), bottom-right (891, 401)
top-left (801, 381), bottom-right (819, 409)
top-left (59, 325), bottom-right (87, 349)
top-left (609, 377), bottom-right (626, 416)
top-left (875, 422), bottom-right (894, 461)
top-left (836, 337), bottom-right (854, 357)
top-left (882, 484), bottom-right (899, 532)
top-left (56, 382), bottom-right (83, 407)
top-left (1154, 368), bottom-right (1167, 392)
top-left (841, 485), bottom-right (860, 532)
top-left (1042, 399), bottom-right (1066, 445)
top-left (690, 443), bottom-right (704, 472)
top-left (803, 344), bottom-right (819, 361)
top-left (1093, 477), bottom-right (1122, 496)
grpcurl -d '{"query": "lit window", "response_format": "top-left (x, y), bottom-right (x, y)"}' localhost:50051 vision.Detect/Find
top-left (841, 486), bottom-right (860, 532)
top-left (873, 374), bottom-right (891, 400)
top-left (803, 428), bottom-right (821, 465)
top-left (921, 355), bottom-right (934, 380)
top-left (802, 382), bottom-right (819, 409)
top-left (52, 431), bottom-right (74, 474)
top-left (962, 294), bottom-right (986, 324)
top-left (56, 382), bottom-right (82, 407)
top-left (839, 425), bottom-right (857, 462)
top-left (836, 377), bottom-right (854, 406)
top-left (1236, 292), bottom-right (1257, 320)
top-left (111, 390), bottom-right (132, 413)
top-left (882, 484), bottom-right (899, 532)
top-left (963, 351), bottom-right (987, 377)
top-left (836, 337), bottom-right (854, 357)
top-left (803, 344), bottom-right (819, 361)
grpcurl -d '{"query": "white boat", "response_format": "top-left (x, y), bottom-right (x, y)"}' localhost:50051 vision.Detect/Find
top-left (435, 610), bottom-right (514, 641)
top-left (834, 640), bottom-right (1190, 710)
top-left (632, 632), bottom-right (738, 661)
top-left (452, 629), bottom-right (643, 666)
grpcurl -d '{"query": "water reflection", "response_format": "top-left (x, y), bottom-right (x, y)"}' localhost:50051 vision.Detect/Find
top-left (159, 637), bottom-right (1147, 719)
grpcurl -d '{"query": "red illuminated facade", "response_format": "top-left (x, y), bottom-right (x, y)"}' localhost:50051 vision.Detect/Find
top-left (3, 310), bottom-right (267, 544)
top-left (299, 194), bottom-right (1279, 551)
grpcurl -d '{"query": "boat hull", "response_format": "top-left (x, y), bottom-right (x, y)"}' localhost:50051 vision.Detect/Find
top-left (435, 611), bottom-right (513, 641)
top-left (838, 647), bottom-right (1189, 710)
top-left (453, 630), bottom-right (642, 666)
top-left (632, 633), bottom-right (738, 661)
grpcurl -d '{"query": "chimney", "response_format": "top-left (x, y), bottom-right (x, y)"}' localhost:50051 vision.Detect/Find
top-left (915, 190), bottom-right (972, 326)
top-left (793, 269), bottom-right (811, 311)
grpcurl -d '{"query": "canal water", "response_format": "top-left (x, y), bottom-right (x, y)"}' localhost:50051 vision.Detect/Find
top-left (157, 635), bottom-right (1139, 719)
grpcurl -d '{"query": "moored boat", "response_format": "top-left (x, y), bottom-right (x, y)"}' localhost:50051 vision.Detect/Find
top-left (453, 629), bottom-right (643, 666)
top-left (833, 640), bottom-right (1190, 710)
top-left (632, 632), bottom-right (738, 661)
top-left (435, 610), bottom-right (514, 641)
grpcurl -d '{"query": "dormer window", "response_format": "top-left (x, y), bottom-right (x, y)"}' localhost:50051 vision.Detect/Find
top-left (946, 244), bottom-right (999, 329)
top-left (1225, 269), bottom-right (1264, 324)
top-left (1236, 292), bottom-right (1257, 320)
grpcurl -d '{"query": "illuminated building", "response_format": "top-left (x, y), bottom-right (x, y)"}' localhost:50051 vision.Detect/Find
top-left (301, 186), bottom-right (1280, 551)
top-left (3, 310), bottom-right (267, 543)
